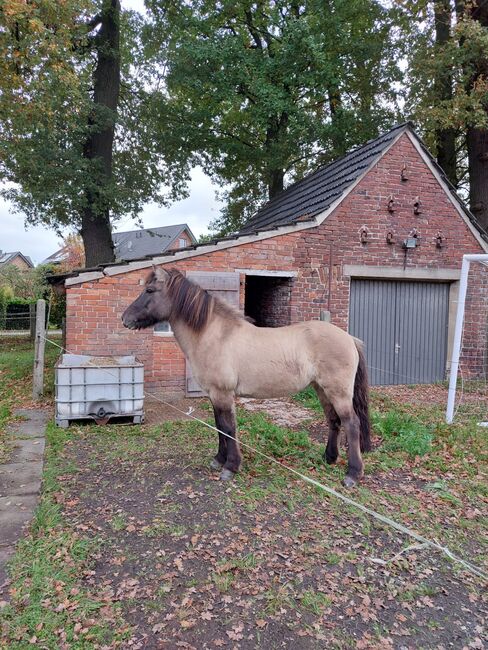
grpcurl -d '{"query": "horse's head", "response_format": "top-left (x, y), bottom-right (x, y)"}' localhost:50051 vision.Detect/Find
top-left (122, 267), bottom-right (171, 330)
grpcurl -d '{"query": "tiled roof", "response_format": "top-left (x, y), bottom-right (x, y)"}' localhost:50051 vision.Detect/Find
top-left (43, 224), bottom-right (197, 265)
top-left (0, 251), bottom-right (33, 268)
top-left (238, 123), bottom-right (409, 235)
top-left (113, 224), bottom-right (196, 261)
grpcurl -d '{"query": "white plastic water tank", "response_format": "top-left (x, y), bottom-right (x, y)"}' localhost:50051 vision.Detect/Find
top-left (55, 354), bottom-right (144, 428)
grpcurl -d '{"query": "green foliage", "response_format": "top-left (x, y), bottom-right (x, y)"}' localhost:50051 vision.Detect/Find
top-left (371, 410), bottom-right (433, 457)
top-left (0, 286), bottom-right (8, 330)
top-left (0, 1), bottom-right (190, 242)
top-left (147, 0), bottom-right (404, 233)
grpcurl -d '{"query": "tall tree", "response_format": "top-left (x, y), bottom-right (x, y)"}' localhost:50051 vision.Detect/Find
top-left (0, 1), bottom-right (190, 266)
top-left (406, 0), bottom-right (488, 232)
top-left (434, 0), bottom-right (457, 185)
top-left (463, 0), bottom-right (488, 231)
top-left (81, 0), bottom-right (120, 266)
top-left (146, 0), bottom-right (403, 234)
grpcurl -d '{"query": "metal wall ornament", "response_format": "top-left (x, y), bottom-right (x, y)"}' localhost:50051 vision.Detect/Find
top-left (436, 232), bottom-right (445, 249)
top-left (413, 196), bottom-right (422, 215)
top-left (387, 195), bottom-right (396, 213)
top-left (386, 231), bottom-right (395, 245)
top-left (401, 163), bottom-right (409, 181)
top-left (360, 226), bottom-right (369, 244)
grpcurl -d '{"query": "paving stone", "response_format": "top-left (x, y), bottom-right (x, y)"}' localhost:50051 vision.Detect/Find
top-left (0, 462), bottom-right (42, 498)
top-left (0, 410), bottom-right (47, 598)
top-left (0, 495), bottom-right (38, 547)
top-left (7, 409), bottom-right (49, 439)
top-left (9, 437), bottom-right (45, 464)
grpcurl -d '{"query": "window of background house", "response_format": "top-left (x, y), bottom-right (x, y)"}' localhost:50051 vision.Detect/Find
top-left (179, 238), bottom-right (187, 248)
top-left (154, 321), bottom-right (173, 335)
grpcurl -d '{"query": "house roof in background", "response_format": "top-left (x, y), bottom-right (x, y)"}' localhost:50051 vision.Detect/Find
top-left (113, 224), bottom-right (196, 261)
top-left (42, 224), bottom-right (197, 266)
top-left (0, 251), bottom-right (34, 269)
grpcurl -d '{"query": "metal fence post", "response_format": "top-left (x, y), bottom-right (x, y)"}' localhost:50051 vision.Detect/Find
top-left (33, 299), bottom-right (46, 399)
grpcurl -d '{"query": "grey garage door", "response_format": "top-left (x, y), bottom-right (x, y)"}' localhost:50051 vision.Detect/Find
top-left (349, 280), bottom-right (449, 386)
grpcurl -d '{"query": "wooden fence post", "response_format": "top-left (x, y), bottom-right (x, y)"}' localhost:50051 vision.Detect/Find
top-left (33, 299), bottom-right (46, 400)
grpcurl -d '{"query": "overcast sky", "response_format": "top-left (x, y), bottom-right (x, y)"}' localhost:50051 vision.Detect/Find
top-left (0, 168), bottom-right (222, 265)
top-left (0, 0), bottom-right (221, 266)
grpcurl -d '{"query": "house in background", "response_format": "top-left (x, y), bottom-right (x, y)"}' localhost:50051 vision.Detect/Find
top-left (113, 224), bottom-right (197, 261)
top-left (0, 251), bottom-right (34, 271)
top-left (43, 224), bottom-right (197, 266)
top-left (52, 123), bottom-right (488, 393)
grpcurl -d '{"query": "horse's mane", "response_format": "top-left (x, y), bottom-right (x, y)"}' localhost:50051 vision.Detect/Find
top-left (161, 269), bottom-right (244, 333)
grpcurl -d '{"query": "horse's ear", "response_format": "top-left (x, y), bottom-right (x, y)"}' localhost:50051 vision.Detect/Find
top-left (153, 266), bottom-right (168, 282)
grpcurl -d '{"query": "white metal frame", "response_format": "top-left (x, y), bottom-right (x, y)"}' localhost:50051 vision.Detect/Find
top-left (446, 253), bottom-right (488, 423)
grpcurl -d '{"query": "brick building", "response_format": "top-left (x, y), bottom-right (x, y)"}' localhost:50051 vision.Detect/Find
top-left (56, 124), bottom-right (488, 394)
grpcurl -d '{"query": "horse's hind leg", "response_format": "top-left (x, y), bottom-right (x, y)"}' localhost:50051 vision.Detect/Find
top-left (312, 383), bottom-right (340, 465)
top-left (333, 401), bottom-right (363, 488)
top-left (211, 395), bottom-right (241, 481)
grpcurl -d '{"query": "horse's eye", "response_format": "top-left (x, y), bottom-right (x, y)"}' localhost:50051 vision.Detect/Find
top-left (146, 287), bottom-right (155, 294)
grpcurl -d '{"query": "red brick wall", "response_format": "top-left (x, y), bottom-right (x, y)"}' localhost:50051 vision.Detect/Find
top-left (460, 262), bottom-right (488, 379)
top-left (65, 133), bottom-right (486, 393)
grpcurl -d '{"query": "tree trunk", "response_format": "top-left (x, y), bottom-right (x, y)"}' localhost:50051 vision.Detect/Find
top-left (467, 127), bottom-right (488, 232)
top-left (328, 85), bottom-right (345, 156)
top-left (265, 113), bottom-right (288, 199)
top-left (433, 0), bottom-right (457, 186)
top-left (464, 0), bottom-right (488, 233)
top-left (267, 168), bottom-right (285, 198)
top-left (81, 0), bottom-right (120, 267)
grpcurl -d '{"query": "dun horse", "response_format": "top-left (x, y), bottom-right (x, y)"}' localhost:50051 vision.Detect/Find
top-left (122, 268), bottom-right (371, 487)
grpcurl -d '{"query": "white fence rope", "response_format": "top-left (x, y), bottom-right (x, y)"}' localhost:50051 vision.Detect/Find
top-left (41, 334), bottom-right (488, 582)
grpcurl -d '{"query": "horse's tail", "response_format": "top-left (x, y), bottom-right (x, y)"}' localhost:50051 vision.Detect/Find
top-left (353, 339), bottom-right (371, 453)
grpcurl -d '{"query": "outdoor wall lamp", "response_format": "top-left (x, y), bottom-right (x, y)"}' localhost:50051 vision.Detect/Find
top-left (403, 237), bottom-right (418, 249)
top-left (403, 228), bottom-right (419, 249)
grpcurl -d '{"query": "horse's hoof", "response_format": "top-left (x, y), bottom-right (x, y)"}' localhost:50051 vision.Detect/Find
top-left (325, 454), bottom-right (338, 465)
top-left (210, 458), bottom-right (223, 471)
top-left (220, 468), bottom-right (235, 482)
top-left (342, 475), bottom-right (357, 488)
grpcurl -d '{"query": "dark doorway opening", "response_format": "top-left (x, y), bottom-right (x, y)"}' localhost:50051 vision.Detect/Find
top-left (244, 275), bottom-right (293, 327)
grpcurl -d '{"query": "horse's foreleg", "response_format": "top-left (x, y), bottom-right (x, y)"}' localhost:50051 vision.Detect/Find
top-left (211, 405), bottom-right (228, 470)
top-left (212, 400), bottom-right (241, 481)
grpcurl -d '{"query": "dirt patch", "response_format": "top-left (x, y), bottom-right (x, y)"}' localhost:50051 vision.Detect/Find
top-left (144, 395), bottom-right (210, 425)
top-left (238, 398), bottom-right (317, 429)
top-left (53, 428), bottom-right (486, 650)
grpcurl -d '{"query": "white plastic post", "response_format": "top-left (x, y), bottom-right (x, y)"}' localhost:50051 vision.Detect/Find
top-left (446, 254), bottom-right (488, 423)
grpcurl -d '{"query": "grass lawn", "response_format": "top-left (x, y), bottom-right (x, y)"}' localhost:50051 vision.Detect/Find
top-left (0, 335), bottom-right (59, 463)
top-left (0, 338), bottom-right (486, 648)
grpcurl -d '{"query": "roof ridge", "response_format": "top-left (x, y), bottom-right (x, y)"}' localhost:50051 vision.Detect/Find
top-left (239, 122), bottom-right (410, 234)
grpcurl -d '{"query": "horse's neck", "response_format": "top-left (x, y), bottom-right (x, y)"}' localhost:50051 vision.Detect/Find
top-left (169, 317), bottom-right (200, 359)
